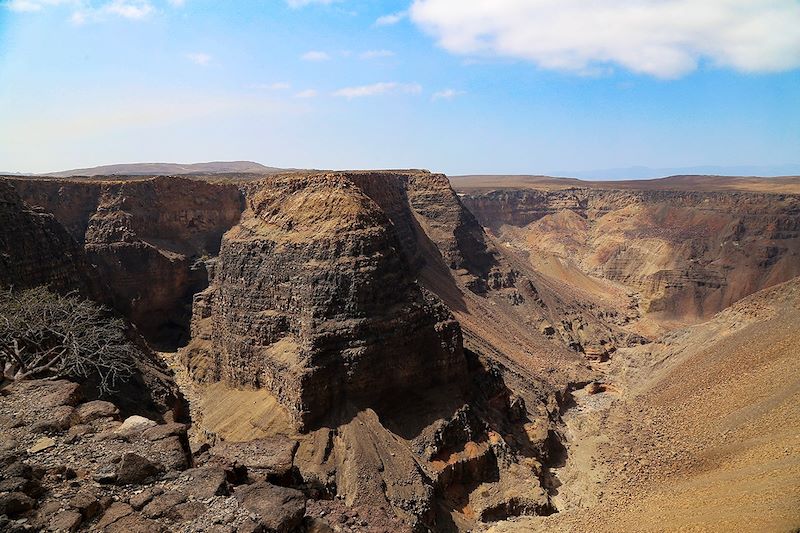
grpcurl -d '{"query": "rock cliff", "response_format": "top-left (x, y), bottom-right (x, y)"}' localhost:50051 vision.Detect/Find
top-left (0, 181), bottom-right (99, 298)
top-left (459, 187), bottom-right (800, 324)
top-left (8, 176), bottom-right (244, 345)
top-left (186, 173), bottom-right (468, 430)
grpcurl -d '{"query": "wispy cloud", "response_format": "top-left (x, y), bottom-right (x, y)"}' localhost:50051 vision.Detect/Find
top-left (301, 50), bottom-right (330, 61)
top-left (7, 0), bottom-right (177, 20)
top-left (67, 0), bottom-right (155, 24)
top-left (359, 49), bottom-right (394, 60)
top-left (410, 0), bottom-right (800, 78)
top-left (375, 11), bottom-right (405, 26)
top-left (6, 0), bottom-right (75, 13)
top-left (104, 0), bottom-right (153, 19)
top-left (186, 52), bottom-right (212, 66)
top-left (334, 82), bottom-right (422, 99)
top-left (294, 89), bottom-right (318, 98)
top-left (432, 88), bottom-right (464, 100)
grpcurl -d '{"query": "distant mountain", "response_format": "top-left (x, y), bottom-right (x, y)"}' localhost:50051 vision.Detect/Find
top-left (550, 164), bottom-right (800, 180)
top-left (43, 161), bottom-right (286, 177)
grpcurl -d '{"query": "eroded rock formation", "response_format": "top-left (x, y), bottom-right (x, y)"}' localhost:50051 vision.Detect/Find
top-left (459, 187), bottom-right (800, 323)
top-left (8, 176), bottom-right (244, 345)
top-left (0, 181), bottom-right (100, 299)
top-left (186, 173), bottom-right (468, 430)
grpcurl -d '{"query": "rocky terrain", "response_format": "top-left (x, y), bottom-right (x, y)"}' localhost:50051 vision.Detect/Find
top-left (488, 276), bottom-right (800, 532)
top-left (1, 170), bottom-right (798, 532)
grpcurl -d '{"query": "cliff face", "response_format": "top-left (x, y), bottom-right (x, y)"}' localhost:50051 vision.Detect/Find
top-left (9, 177), bottom-right (243, 344)
top-left (181, 171), bottom-right (616, 529)
top-left (0, 180), bottom-right (99, 298)
top-left (187, 173), bottom-right (467, 430)
top-left (459, 188), bottom-right (800, 323)
top-left (0, 179), bottom-right (185, 420)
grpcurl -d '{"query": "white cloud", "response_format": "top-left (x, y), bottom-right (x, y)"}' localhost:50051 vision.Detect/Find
top-left (301, 50), bottom-right (331, 61)
top-left (186, 52), bottom-right (212, 66)
top-left (333, 82), bottom-right (422, 99)
top-left (432, 88), bottom-right (464, 100)
top-left (65, 0), bottom-right (154, 24)
top-left (294, 89), bottom-right (318, 98)
top-left (7, 0), bottom-right (76, 13)
top-left (375, 11), bottom-right (405, 26)
top-left (409, 0), bottom-right (800, 78)
top-left (167, 0), bottom-right (184, 6)
top-left (104, 0), bottom-right (153, 19)
top-left (359, 49), bottom-right (395, 60)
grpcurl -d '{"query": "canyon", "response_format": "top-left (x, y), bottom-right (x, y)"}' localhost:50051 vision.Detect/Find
top-left (0, 170), bottom-right (798, 532)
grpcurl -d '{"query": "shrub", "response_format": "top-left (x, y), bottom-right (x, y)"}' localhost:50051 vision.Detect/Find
top-left (0, 286), bottom-right (135, 394)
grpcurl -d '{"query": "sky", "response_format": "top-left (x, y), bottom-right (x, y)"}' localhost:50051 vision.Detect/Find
top-left (1, 0), bottom-right (799, 176)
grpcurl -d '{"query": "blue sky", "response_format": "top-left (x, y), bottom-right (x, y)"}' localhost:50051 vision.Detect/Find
top-left (1, 0), bottom-right (799, 175)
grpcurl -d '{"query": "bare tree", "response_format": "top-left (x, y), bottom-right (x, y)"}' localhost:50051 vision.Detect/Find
top-left (0, 286), bottom-right (136, 394)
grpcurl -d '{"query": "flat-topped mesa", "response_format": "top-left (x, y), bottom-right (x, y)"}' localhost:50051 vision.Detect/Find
top-left (188, 173), bottom-right (468, 430)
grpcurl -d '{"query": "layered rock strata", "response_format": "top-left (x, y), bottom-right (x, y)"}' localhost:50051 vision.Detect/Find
top-left (459, 187), bottom-right (800, 322)
top-left (187, 174), bottom-right (468, 430)
top-left (0, 180), bottom-right (99, 298)
top-left (8, 176), bottom-right (244, 344)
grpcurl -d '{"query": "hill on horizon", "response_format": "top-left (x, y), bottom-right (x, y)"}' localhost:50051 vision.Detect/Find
top-left (41, 161), bottom-right (287, 177)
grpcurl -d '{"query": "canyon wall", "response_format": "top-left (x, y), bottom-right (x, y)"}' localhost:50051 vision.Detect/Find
top-left (9, 177), bottom-right (244, 345)
top-left (186, 173), bottom-right (468, 430)
top-left (459, 188), bottom-right (800, 322)
top-left (0, 180), bottom-right (100, 298)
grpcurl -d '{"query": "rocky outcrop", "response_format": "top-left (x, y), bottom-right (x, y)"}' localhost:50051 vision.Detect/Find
top-left (187, 173), bottom-right (468, 430)
top-left (8, 176), bottom-right (244, 345)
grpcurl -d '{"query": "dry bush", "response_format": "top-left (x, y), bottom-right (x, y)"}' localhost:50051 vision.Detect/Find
top-left (0, 286), bottom-right (135, 394)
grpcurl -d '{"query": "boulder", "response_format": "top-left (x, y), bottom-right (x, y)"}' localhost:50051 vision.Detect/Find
top-left (96, 502), bottom-right (134, 529)
top-left (129, 487), bottom-right (163, 511)
top-left (140, 490), bottom-right (187, 519)
top-left (48, 510), bottom-right (82, 532)
top-left (104, 513), bottom-right (165, 533)
top-left (140, 423), bottom-right (187, 442)
top-left (115, 453), bottom-right (161, 485)
top-left (233, 482), bottom-right (305, 533)
top-left (39, 381), bottom-right (82, 408)
top-left (152, 435), bottom-right (191, 471)
top-left (0, 491), bottom-right (35, 517)
top-left (212, 436), bottom-right (298, 482)
top-left (77, 400), bottom-right (120, 423)
top-left (0, 476), bottom-right (44, 498)
top-left (113, 416), bottom-right (157, 438)
top-left (69, 491), bottom-right (102, 519)
top-left (183, 466), bottom-right (230, 499)
top-left (27, 436), bottom-right (56, 454)
top-left (32, 405), bottom-right (78, 434)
